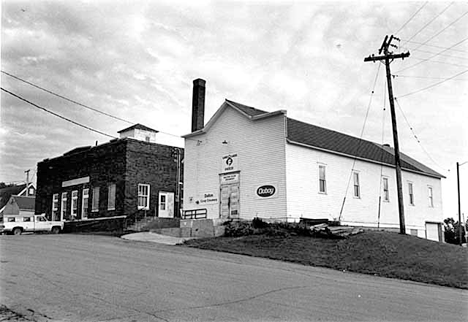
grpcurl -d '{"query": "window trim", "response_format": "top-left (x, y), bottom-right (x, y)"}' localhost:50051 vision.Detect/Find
top-left (382, 177), bottom-right (389, 202)
top-left (71, 190), bottom-right (78, 218)
top-left (107, 183), bottom-right (116, 211)
top-left (52, 193), bottom-right (59, 220)
top-left (408, 182), bottom-right (415, 206)
top-left (138, 184), bottom-right (150, 210)
top-left (318, 165), bottom-right (327, 194)
top-left (428, 186), bottom-right (434, 207)
top-left (353, 171), bottom-right (360, 199)
top-left (60, 192), bottom-right (68, 221)
top-left (82, 188), bottom-right (89, 219)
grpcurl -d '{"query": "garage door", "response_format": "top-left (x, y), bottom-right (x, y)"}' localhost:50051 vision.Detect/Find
top-left (426, 222), bottom-right (441, 242)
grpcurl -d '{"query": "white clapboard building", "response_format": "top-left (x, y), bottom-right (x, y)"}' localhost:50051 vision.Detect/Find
top-left (183, 79), bottom-right (445, 241)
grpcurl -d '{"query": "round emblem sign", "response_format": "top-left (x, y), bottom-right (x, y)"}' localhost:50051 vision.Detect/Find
top-left (256, 185), bottom-right (276, 197)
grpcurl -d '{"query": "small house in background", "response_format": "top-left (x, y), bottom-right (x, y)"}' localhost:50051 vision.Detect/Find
top-left (0, 183), bottom-right (36, 216)
top-left (2, 195), bottom-right (35, 217)
top-left (183, 79), bottom-right (445, 242)
top-left (35, 125), bottom-right (183, 227)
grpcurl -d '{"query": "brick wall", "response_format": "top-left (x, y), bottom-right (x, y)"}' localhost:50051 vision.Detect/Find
top-left (35, 138), bottom-right (183, 221)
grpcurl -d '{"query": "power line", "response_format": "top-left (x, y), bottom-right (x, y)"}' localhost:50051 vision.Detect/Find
top-left (411, 10), bottom-right (468, 52)
top-left (409, 57), bottom-right (468, 69)
top-left (394, 74), bottom-right (468, 81)
top-left (1, 70), bottom-right (134, 125)
top-left (404, 39), bottom-right (468, 54)
top-left (394, 2), bottom-right (429, 35)
top-left (1, 70), bottom-right (188, 141)
top-left (402, 2), bottom-right (454, 47)
top-left (409, 48), bottom-right (467, 60)
top-left (396, 37), bottom-right (468, 73)
top-left (397, 69), bottom-right (468, 98)
top-left (394, 98), bottom-right (446, 172)
top-left (339, 63), bottom-right (382, 220)
top-left (1, 87), bottom-right (117, 139)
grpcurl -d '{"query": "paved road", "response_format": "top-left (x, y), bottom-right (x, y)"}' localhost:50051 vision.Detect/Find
top-left (1, 234), bottom-right (467, 322)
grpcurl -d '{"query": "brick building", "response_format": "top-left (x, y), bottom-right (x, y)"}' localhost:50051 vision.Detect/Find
top-left (35, 125), bottom-right (183, 222)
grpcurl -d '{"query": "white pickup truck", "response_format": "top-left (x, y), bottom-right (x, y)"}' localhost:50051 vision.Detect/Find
top-left (0, 214), bottom-right (64, 235)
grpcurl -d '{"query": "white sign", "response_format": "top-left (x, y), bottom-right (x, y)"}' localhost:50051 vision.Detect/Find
top-left (255, 183), bottom-right (278, 199)
top-left (221, 154), bottom-right (238, 173)
top-left (198, 193), bottom-right (219, 205)
top-left (220, 173), bottom-right (239, 184)
top-left (62, 176), bottom-right (90, 188)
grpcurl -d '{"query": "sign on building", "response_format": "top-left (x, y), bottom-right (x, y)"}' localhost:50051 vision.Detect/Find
top-left (221, 154), bottom-right (238, 173)
top-left (255, 184), bottom-right (278, 199)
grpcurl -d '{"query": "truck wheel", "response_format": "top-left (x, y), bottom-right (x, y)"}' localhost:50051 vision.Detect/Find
top-left (51, 226), bottom-right (61, 234)
top-left (12, 228), bottom-right (22, 235)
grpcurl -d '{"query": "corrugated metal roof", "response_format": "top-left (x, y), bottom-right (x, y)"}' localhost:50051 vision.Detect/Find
top-left (226, 100), bottom-right (443, 178)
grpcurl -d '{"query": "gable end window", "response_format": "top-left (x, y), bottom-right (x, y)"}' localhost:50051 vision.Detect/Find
top-left (319, 165), bottom-right (327, 194)
top-left (138, 184), bottom-right (150, 210)
top-left (353, 172), bottom-right (360, 198)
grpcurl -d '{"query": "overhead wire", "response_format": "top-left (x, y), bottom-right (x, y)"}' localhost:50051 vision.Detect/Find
top-left (339, 63), bottom-right (382, 221)
top-left (397, 69), bottom-right (468, 98)
top-left (1, 70), bottom-right (135, 125)
top-left (394, 97), bottom-right (447, 173)
top-left (404, 39), bottom-right (468, 54)
top-left (401, 2), bottom-right (454, 47)
top-left (394, 74), bottom-right (468, 81)
top-left (1, 70), bottom-right (188, 141)
top-left (394, 2), bottom-right (429, 35)
top-left (396, 37), bottom-right (468, 73)
top-left (1, 87), bottom-right (117, 139)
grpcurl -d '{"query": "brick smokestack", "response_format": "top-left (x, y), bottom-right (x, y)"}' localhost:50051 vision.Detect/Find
top-left (191, 78), bottom-right (206, 132)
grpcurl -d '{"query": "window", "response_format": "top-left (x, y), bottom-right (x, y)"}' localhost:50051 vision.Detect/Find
top-left (138, 184), bottom-right (150, 210)
top-left (82, 188), bottom-right (89, 219)
top-left (92, 187), bottom-right (100, 212)
top-left (408, 182), bottom-right (414, 206)
top-left (23, 217), bottom-right (31, 222)
top-left (71, 190), bottom-right (78, 218)
top-left (37, 216), bottom-right (46, 222)
top-left (160, 194), bottom-right (166, 210)
top-left (319, 165), bottom-right (327, 193)
top-left (61, 192), bottom-right (68, 220)
top-left (108, 183), bottom-right (116, 210)
top-left (383, 177), bottom-right (389, 202)
top-left (353, 172), bottom-right (360, 198)
top-left (8, 217), bottom-right (15, 222)
top-left (52, 194), bottom-right (59, 221)
top-left (428, 186), bottom-right (434, 207)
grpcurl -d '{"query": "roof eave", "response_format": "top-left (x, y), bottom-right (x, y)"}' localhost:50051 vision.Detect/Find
top-left (286, 139), bottom-right (445, 179)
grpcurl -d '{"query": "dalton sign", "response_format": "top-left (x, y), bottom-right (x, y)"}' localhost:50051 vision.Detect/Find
top-left (256, 184), bottom-right (278, 199)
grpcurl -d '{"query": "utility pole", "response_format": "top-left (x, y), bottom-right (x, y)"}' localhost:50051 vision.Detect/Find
top-left (365, 35), bottom-right (410, 234)
top-left (457, 162), bottom-right (462, 245)
top-left (25, 169), bottom-right (30, 197)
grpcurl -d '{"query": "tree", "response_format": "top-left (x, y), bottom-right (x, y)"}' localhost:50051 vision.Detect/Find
top-left (443, 217), bottom-right (467, 244)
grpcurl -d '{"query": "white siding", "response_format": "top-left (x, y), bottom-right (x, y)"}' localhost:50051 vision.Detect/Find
top-left (184, 107), bottom-right (287, 220)
top-left (285, 143), bottom-right (443, 234)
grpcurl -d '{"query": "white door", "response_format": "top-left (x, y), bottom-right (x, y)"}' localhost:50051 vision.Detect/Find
top-left (158, 192), bottom-right (174, 218)
top-left (426, 223), bottom-right (440, 242)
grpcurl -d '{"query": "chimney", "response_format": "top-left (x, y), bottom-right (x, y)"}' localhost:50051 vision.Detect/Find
top-left (192, 78), bottom-right (206, 132)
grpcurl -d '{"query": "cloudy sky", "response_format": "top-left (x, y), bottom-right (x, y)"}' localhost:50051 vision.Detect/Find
top-left (1, 0), bottom-right (467, 218)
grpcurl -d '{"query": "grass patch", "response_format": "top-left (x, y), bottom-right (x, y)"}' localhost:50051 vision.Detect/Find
top-left (183, 230), bottom-right (468, 289)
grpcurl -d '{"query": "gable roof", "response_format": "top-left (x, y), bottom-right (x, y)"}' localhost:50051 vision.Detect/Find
top-left (10, 196), bottom-right (35, 211)
top-left (117, 123), bottom-right (159, 134)
top-left (199, 100), bottom-right (443, 179)
top-left (0, 184), bottom-right (27, 210)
